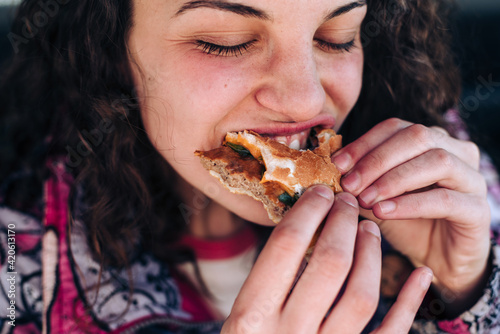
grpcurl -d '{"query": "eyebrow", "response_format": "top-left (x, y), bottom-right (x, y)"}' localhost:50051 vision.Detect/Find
top-left (174, 1), bottom-right (270, 20)
top-left (174, 0), bottom-right (367, 22)
top-left (323, 1), bottom-right (367, 22)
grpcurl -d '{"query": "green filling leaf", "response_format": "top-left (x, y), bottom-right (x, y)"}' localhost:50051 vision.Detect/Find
top-left (278, 192), bottom-right (300, 207)
top-left (226, 142), bottom-right (253, 157)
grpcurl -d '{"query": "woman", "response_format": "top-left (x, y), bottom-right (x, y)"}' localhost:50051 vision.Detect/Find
top-left (0, 0), bottom-right (499, 333)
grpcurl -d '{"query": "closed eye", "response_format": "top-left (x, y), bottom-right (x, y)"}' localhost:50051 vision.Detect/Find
top-left (195, 39), bottom-right (257, 57)
top-left (315, 39), bottom-right (356, 53)
top-left (195, 38), bottom-right (356, 57)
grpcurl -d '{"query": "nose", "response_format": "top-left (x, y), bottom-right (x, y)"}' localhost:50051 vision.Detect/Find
top-left (254, 41), bottom-right (326, 122)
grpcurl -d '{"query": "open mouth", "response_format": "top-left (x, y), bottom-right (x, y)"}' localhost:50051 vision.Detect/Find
top-left (262, 129), bottom-right (311, 150)
top-left (246, 114), bottom-right (336, 151)
top-left (235, 114), bottom-right (337, 151)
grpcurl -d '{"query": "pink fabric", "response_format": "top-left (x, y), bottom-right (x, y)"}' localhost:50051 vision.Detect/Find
top-left (13, 323), bottom-right (40, 333)
top-left (16, 234), bottom-right (40, 253)
top-left (438, 318), bottom-right (471, 334)
top-left (43, 159), bottom-right (106, 333)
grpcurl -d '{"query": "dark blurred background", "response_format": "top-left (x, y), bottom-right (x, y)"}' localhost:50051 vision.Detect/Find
top-left (451, 0), bottom-right (500, 169)
top-left (0, 0), bottom-right (499, 168)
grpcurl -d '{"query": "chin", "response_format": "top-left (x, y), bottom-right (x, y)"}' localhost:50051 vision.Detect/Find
top-left (223, 193), bottom-right (277, 227)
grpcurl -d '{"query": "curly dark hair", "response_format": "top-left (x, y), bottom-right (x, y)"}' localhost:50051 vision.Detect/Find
top-left (0, 0), bottom-right (460, 317)
top-left (342, 0), bottom-right (460, 142)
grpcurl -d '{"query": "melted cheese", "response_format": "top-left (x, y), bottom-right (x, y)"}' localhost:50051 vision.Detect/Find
top-left (260, 147), bottom-right (302, 194)
top-left (226, 131), bottom-right (304, 196)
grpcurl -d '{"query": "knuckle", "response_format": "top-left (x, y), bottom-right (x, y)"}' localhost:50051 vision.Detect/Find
top-left (365, 150), bottom-right (387, 172)
top-left (313, 244), bottom-right (353, 276)
top-left (433, 148), bottom-right (454, 168)
top-left (463, 141), bottom-right (481, 168)
top-left (436, 188), bottom-right (454, 211)
top-left (272, 225), bottom-right (309, 254)
top-left (376, 164), bottom-right (408, 196)
top-left (383, 117), bottom-right (405, 132)
top-left (350, 290), bottom-right (379, 318)
top-left (431, 125), bottom-right (450, 136)
top-left (397, 160), bottom-right (414, 178)
top-left (407, 124), bottom-right (432, 148)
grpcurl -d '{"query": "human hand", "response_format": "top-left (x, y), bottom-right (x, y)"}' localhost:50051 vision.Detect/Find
top-left (222, 187), bottom-right (433, 334)
top-left (332, 118), bottom-right (491, 314)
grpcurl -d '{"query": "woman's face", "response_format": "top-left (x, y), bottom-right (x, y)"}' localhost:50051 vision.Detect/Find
top-left (128, 0), bottom-right (367, 226)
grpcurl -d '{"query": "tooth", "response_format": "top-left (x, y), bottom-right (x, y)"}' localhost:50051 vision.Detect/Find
top-left (289, 139), bottom-right (300, 150)
top-left (277, 140), bottom-right (287, 146)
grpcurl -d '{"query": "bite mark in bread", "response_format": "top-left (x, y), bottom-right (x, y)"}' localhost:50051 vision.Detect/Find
top-left (195, 128), bottom-right (343, 224)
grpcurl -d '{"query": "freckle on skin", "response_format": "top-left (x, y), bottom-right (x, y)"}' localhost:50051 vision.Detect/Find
top-left (224, 84), bottom-right (228, 88)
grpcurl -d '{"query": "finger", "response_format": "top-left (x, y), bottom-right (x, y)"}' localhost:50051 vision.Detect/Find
top-left (232, 185), bottom-right (335, 316)
top-left (358, 149), bottom-right (487, 209)
top-left (281, 193), bottom-right (360, 333)
top-left (333, 118), bottom-right (413, 174)
top-left (338, 123), bottom-right (480, 196)
top-left (430, 125), bottom-right (449, 136)
top-left (320, 220), bottom-right (382, 334)
top-left (371, 188), bottom-right (490, 229)
top-left (373, 267), bottom-right (433, 334)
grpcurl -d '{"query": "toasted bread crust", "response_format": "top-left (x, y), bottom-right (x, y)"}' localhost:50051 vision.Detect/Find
top-left (195, 129), bottom-right (343, 224)
top-left (196, 146), bottom-right (289, 223)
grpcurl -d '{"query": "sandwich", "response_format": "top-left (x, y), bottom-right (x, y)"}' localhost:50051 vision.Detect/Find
top-left (194, 128), bottom-right (343, 224)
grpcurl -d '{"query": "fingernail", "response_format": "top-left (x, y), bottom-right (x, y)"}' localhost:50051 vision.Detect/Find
top-left (311, 185), bottom-right (334, 201)
top-left (362, 220), bottom-right (380, 238)
top-left (359, 186), bottom-right (378, 207)
top-left (342, 171), bottom-right (360, 193)
top-left (337, 192), bottom-right (358, 208)
top-left (420, 268), bottom-right (433, 288)
top-left (378, 200), bottom-right (396, 214)
top-left (332, 153), bottom-right (352, 173)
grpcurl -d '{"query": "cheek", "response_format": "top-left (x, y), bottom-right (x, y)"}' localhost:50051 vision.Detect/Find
top-left (151, 49), bottom-right (252, 109)
top-left (322, 51), bottom-right (364, 129)
top-left (136, 51), bottom-right (255, 152)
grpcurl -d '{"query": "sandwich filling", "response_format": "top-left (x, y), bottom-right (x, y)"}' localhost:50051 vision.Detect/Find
top-left (195, 127), bottom-right (342, 223)
top-left (224, 128), bottom-right (342, 201)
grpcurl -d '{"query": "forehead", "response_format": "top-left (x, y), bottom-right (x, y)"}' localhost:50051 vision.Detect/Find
top-left (134, 0), bottom-right (366, 21)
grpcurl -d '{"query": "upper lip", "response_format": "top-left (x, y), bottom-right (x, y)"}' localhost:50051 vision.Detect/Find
top-left (246, 114), bottom-right (336, 136)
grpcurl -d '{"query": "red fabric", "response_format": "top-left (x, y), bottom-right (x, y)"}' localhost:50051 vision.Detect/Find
top-left (180, 225), bottom-right (257, 260)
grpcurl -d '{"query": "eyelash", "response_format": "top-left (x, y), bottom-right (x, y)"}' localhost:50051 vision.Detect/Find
top-left (195, 39), bottom-right (257, 57)
top-left (195, 38), bottom-right (356, 57)
top-left (315, 39), bottom-right (356, 53)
